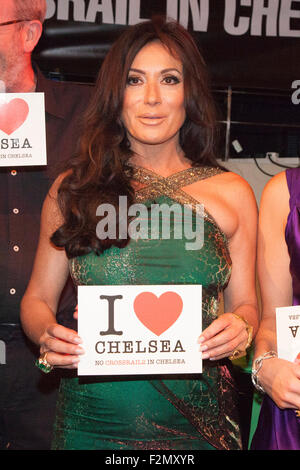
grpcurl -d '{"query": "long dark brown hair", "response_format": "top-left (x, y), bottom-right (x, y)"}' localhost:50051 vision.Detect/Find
top-left (51, 17), bottom-right (223, 258)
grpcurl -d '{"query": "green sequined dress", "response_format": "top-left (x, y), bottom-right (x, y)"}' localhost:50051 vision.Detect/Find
top-left (52, 166), bottom-right (242, 450)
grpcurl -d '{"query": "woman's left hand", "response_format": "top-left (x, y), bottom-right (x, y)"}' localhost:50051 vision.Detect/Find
top-left (198, 313), bottom-right (249, 361)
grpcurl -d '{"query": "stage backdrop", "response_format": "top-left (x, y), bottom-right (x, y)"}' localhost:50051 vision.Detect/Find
top-left (34, 0), bottom-right (300, 89)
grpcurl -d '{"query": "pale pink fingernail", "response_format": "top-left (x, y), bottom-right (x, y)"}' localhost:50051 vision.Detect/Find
top-left (73, 336), bottom-right (82, 344)
top-left (75, 347), bottom-right (85, 354)
top-left (71, 357), bottom-right (80, 363)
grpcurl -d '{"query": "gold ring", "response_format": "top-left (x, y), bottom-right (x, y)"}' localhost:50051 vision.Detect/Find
top-left (35, 351), bottom-right (54, 374)
top-left (229, 349), bottom-right (246, 361)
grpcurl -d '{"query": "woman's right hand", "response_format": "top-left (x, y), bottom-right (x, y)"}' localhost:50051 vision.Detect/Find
top-left (39, 323), bottom-right (84, 369)
top-left (258, 357), bottom-right (300, 409)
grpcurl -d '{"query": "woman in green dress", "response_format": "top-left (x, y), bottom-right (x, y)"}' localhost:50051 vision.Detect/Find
top-left (20, 18), bottom-right (258, 450)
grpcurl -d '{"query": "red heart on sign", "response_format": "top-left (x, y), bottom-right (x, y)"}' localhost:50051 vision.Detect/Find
top-left (0, 98), bottom-right (29, 135)
top-left (133, 291), bottom-right (183, 336)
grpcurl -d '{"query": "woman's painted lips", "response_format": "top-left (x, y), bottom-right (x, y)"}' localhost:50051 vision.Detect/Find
top-left (138, 115), bottom-right (166, 124)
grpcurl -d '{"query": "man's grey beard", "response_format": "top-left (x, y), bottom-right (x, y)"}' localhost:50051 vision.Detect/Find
top-left (0, 56), bottom-right (10, 92)
top-left (0, 55), bottom-right (24, 92)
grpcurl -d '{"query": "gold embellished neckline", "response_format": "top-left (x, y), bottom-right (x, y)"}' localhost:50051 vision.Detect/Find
top-left (129, 164), bottom-right (224, 184)
top-left (127, 164), bottom-right (228, 244)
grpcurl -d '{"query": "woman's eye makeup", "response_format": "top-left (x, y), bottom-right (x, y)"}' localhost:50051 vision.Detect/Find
top-left (126, 74), bottom-right (181, 86)
top-left (126, 75), bottom-right (143, 85)
top-left (162, 75), bottom-right (181, 84)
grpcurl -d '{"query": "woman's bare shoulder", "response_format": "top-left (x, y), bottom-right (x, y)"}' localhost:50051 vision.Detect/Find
top-left (217, 169), bottom-right (253, 187)
top-left (260, 171), bottom-right (289, 209)
top-left (48, 170), bottom-right (72, 199)
top-left (212, 170), bottom-right (257, 208)
top-left (258, 171), bottom-right (290, 235)
top-left (42, 170), bottom-right (72, 232)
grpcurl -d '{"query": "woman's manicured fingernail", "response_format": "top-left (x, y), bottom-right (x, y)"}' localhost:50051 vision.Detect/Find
top-left (71, 357), bottom-right (80, 363)
top-left (75, 347), bottom-right (85, 354)
top-left (202, 352), bottom-right (209, 359)
top-left (73, 336), bottom-right (82, 344)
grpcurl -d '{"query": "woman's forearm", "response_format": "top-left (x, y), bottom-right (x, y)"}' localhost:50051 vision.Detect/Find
top-left (253, 316), bottom-right (277, 360)
top-left (20, 295), bottom-right (58, 346)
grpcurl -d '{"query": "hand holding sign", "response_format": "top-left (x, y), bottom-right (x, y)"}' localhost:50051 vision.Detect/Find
top-left (38, 322), bottom-right (84, 370)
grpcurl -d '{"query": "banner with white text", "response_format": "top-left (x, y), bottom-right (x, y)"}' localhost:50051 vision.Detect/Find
top-left (33, 0), bottom-right (300, 89)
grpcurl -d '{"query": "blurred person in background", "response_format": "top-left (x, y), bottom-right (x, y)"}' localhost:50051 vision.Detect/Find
top-left (0, 0), bottom-right (91, 449)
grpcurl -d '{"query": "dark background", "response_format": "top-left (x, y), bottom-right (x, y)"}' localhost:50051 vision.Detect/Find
top-left (34, 0), bottom-right (300, 160)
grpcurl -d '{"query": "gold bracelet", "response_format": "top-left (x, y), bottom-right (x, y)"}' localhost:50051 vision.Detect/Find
top-left (229, 313), bottom-right (254, 361)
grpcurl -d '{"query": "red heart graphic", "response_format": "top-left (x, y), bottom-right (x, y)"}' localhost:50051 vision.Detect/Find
top-left (0, 98), bottom-right (29, 135)
top-left (133, 291), bottom-right (183, 336)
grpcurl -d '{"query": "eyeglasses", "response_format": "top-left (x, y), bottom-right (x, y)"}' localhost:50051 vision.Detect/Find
top-left (0, 19), bottom-right (31, 27)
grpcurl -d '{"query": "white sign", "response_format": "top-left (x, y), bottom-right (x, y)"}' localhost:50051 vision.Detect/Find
top-left (0, 93), bottom-right (47, 167)
top-left (78, 284), bottom-right (202, 376)
top-left (276, 305), bottom-right (300, 363)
